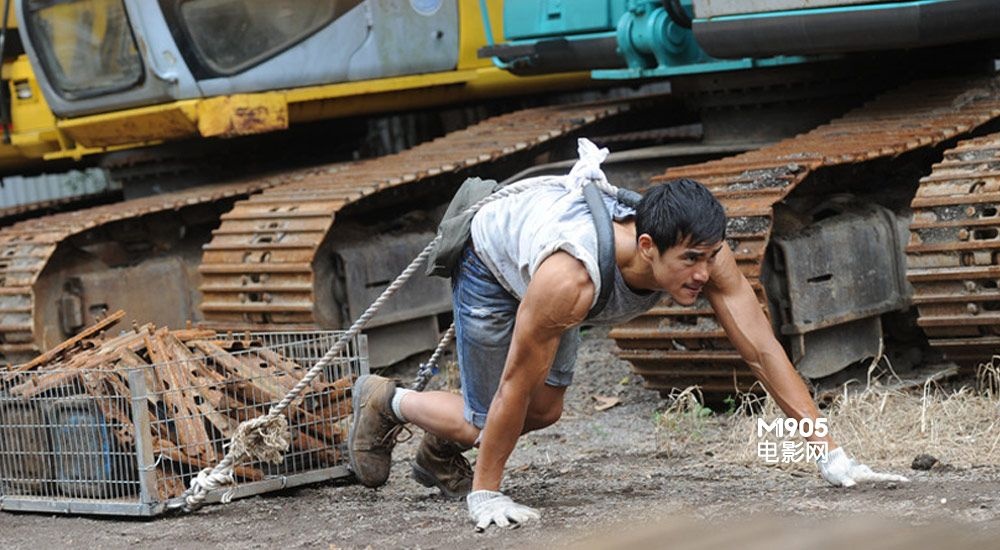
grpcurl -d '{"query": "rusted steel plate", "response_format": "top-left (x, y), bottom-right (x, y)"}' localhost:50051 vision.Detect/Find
top-left (197, 93), bottom-right (289, 138)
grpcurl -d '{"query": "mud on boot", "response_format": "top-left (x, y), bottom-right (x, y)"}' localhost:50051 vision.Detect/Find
top-left (348, 374), bottom-right (408, 487)
top-left (411, 431), bottom-right (473, 499)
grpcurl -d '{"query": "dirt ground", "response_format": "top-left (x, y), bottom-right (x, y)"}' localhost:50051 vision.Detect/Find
top-left (3, 328), bottom-right (1000, 549)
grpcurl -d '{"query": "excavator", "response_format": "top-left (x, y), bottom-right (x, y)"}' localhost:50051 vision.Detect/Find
top-left (0, 0), bottom-right (997, 400)
top-left (0, 0), bottom-right (599, 369)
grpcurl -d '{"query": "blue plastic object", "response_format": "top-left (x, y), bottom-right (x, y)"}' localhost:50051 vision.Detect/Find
top-left (47, 398), bottom-right (131, 499)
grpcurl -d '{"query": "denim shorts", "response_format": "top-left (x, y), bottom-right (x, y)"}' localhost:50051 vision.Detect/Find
top-left (452, 245), bottom-right (579, 430)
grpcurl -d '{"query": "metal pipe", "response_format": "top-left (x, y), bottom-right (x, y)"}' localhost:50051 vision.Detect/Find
top-left (479, 35), bottom-right (624, 76)
top-left (693, 0), bottom-right (1000, 59)
top-left (476, 0), bottom-right (515, 70)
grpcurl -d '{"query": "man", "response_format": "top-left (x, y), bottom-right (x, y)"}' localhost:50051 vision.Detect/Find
top-left (348, 146), bottom-right (907, 531)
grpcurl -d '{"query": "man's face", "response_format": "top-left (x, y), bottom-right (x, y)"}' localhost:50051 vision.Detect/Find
top-left (640, 235), bottom-right (724, 306)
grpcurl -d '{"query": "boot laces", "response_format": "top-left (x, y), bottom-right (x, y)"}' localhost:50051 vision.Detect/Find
top-left (448, 450), bottom-right (473, 478)
top-left (379, 423), bottom-right (413, 447)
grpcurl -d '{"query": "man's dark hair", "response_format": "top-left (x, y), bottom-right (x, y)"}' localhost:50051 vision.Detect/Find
top-left (635, 179), bottom-right (726, 252)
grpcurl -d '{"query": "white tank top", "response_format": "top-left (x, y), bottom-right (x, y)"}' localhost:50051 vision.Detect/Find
top-left (470, 175), bottom-right (663, 326)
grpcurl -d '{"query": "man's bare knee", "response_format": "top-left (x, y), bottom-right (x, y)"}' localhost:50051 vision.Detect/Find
top-left (522, 384), bottom-right (566, 433)
top-left (524, 406), bottom-right (562, 432)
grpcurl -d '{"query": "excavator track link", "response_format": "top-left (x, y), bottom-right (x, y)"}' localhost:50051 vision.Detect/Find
top-left (0, 177), bottom-right (287, 360)
top-left (611, 76), bottom-right (1000, 398)
top-left (198, 101), bottom-right (629, 327)
top-left (907, 132), bottom-right (1000, 365)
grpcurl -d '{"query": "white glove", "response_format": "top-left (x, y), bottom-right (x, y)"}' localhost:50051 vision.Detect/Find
top-left (467, 490), bottom-right (540, 531)
top-left (817, 447), bottom-right (910, 487)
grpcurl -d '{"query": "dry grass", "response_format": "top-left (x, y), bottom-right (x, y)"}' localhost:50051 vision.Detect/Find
top-left (651, 386), bottom-right (717, 458)
top-left (654, 358), bottom-right (1000, 470)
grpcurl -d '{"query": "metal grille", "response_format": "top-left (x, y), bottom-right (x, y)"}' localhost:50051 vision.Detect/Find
top-left (0, 330), bottom-right (366, 516)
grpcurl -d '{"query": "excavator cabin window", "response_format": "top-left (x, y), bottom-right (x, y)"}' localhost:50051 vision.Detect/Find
top-left (25, 0), bottom-right (143, 99)
top-left (167, 0), bottom-right (357, 77)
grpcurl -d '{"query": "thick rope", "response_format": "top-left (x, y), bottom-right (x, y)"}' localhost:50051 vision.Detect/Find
top-left (175, 233), bottom-right (443, 511)
top-left (412, 324), bottom-right (455, 391)
top-left (175, 139), bottom-right (624, 512)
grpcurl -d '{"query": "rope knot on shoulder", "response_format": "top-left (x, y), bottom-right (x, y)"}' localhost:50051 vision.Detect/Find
top-left (566, 138), bottom-right (611, 192)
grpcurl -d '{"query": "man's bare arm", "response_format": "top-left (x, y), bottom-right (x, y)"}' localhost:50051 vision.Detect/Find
top-left (704, 245), bottom-right (834, 447)
top-left (474, 251), bottom-right (594, 491)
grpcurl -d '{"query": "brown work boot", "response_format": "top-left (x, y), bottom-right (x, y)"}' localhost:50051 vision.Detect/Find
top-left (411, 431), bottom-right (473, 499)
top-left (348, 374), bottom-right (407, 487)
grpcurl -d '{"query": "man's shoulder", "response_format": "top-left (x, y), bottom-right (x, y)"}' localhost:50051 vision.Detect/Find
top-left (532, 252), bottom-right (595, 296)
top-left (524, 252), bottom-right (595, 326)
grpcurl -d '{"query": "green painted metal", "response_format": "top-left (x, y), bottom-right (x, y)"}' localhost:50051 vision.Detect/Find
top-left (494, 0), bottom-right (885, 80)
top-left (594, 55), bottom-right (813, 80)
top-left (503, 0), bottom-right (626, 40)
top-left (616, 1), bottom-right (701, 70)
top-left (597, 0), bottom-right (811, 79)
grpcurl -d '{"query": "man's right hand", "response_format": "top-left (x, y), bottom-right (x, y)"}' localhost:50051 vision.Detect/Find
top-left (817, 447), bottom-right (910, 487)
top-left (467, 490), bottom-right (540, 531)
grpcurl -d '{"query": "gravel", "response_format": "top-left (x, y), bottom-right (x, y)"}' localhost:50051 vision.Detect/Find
top-left (3, 327), bottom-right (999, 549)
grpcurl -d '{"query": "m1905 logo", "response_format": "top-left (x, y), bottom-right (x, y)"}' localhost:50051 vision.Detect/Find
top-left (756, 417), bottom-right (829, 463)
top-left (757, 417), bottom-right (829, 438)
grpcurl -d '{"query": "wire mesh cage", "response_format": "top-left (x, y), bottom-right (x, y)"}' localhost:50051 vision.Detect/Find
top-left (0, 330), bottom-right (367, 516)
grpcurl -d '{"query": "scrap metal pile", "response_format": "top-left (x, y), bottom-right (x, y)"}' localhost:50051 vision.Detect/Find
top-left (0, 311), bottom-right (354, 503)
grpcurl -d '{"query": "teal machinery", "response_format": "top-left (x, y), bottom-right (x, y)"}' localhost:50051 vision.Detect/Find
top-left (477, 0), bottom-right (1000, 385)
top-left (479, 0), bottom-right (1000, 80)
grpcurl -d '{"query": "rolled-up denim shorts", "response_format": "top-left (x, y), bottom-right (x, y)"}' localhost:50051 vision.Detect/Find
top-left (452, 244), bottom-right (579, 429)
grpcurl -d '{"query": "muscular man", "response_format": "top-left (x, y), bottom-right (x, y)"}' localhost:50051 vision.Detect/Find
top-left (348, 159), bottom-right (907, 531)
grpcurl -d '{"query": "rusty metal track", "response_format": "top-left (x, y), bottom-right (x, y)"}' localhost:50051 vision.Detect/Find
top-left (198, 101), bottom-right (629, 327)
top-left (0, 194), bottom-right (114, 227)
top-left (907, 132), bottom-right (1000, 364)
top-left (0, 100), bottom-right (630, 362)
top-left (0, 176), bottom-right (288, 360)
top-left (611, 76), bottom-right (1000, 397)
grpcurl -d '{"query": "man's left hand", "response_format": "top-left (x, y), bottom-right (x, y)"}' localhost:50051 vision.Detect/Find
top-left (817, 447), bottom-right (910, 487)
top-left (467, 490), bottom-right (540, 531)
